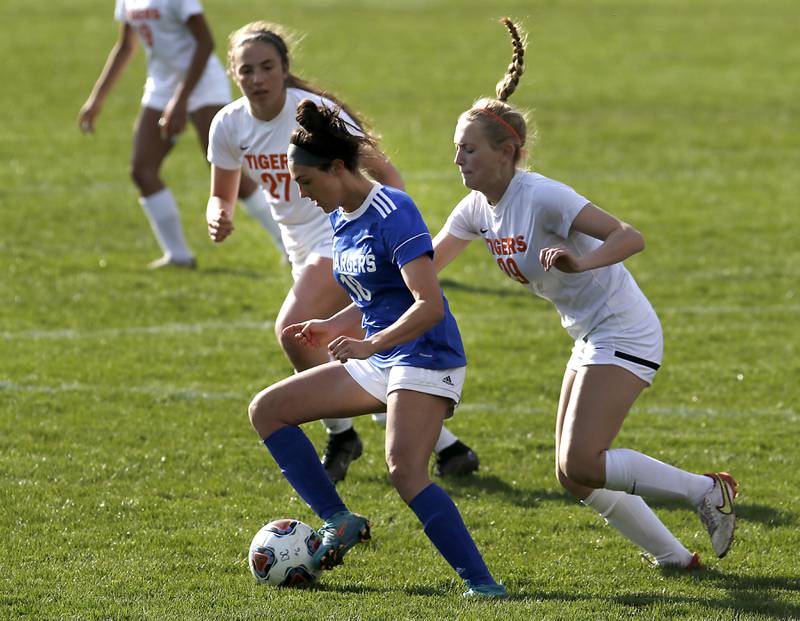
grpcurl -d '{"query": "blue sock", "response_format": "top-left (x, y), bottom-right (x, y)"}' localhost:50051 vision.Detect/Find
top-left (263, 426), bottom-right (346, 520)
top-left (408, 483), bottom-right (495, 585)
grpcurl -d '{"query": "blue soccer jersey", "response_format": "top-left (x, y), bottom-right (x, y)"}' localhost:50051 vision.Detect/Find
top-left (330, 183), bottom-right (466, 369)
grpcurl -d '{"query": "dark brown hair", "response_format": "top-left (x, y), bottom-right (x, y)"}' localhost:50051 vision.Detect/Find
top-left (227, 21), bottom-right (367, 132)
top-left (290, 99), bottom-right (374, 171)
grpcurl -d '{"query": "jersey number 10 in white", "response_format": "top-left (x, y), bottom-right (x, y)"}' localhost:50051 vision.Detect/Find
top-left (339, 275), bottom-right (372, 302)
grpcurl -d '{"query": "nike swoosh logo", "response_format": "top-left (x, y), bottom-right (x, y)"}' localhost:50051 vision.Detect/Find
top-left (480, 228), bottom-right (488, 234)
top-left (715, 475), bottom-right (734, 515)
top-left (239, 145), bottom-right (249, 150)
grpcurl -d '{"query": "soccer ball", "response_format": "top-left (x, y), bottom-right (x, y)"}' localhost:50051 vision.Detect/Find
top-left (248, 519), bottom-right (322, 587)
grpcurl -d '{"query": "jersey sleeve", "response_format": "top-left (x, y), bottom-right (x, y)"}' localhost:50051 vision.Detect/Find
top-left (536, 180), bottom-right (591, 239)
top-left (207, 109), bottom-right (242, 170)
top-left (381, 202), bottom-right (433, 268)
top-left (177, 0), bottom-right (204, 21)
top-left (114, 0), bottom-right (126, 21)
top-left (441, 194), bottom-right (482, 241)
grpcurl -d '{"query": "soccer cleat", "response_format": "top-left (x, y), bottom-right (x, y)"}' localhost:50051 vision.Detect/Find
top-left (697, 472), bottom-right (738, 558)
top-left (147, 255), bottom-right (197, 270)
top-left (321, 428), bottom-right (363, 484)
top-left (685, 552), bottom-right (703, 570)
top-left (312, 510), bottom-right (371, 570)
top-left (462, 581), bottom-right (508, 598)
top-left (641, 551), bottom-right (703, 571)
top-left (434, 440), bottom-right (480, 477)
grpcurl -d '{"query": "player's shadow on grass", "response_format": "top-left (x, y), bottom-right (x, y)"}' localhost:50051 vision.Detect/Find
top-left (646, 498), bottom-right (797, 528)
top-left (500, 571), bottom-right (800, 617)
top-left (199, 266), bottom-right (270, 280)
top-left (442, 473), bottom-right (572, 509)
top-left (608, 569), bottom-right (800, 619)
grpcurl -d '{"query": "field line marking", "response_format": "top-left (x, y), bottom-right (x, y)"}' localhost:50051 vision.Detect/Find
top-left (1, 381), bottom-right (795, 420)
top-left (1, 319), bottom-right (275, 341)
top-left (0, 380), bottom-right (243, 401)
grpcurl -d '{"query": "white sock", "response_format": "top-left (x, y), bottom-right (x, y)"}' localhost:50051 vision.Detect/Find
top-left (583, 489), bottom-right (693, 567)
top-left (434, 426), bottom-right (458, 454)
top-left (322, 418), bottom-right (353, 435)
top-left (605, 448), bottom-right (714, 506)
top-left (139, 188), bottom-right (192, 261)
top-left (240, 190), bottom-right (285, 253)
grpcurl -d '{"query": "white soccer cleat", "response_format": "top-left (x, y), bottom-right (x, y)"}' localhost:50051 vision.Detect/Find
top-left (147, 255), bottom-right (197, 270)
top-left (696, 472), bottom-right (738, 558)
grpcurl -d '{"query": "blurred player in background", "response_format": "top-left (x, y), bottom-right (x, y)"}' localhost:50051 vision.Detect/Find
top-left (247, 99), bottom-right (506, 598)
top-left (206, 21), bottom-right (479, 483)
top-left (79, 0), bottom-right (283, 269)
top-left (433, 18), bottom-right (738, 568)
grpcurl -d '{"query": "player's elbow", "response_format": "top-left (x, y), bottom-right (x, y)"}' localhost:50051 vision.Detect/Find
top-left (424, 297), bottom-right (445, 326)
top-left (621, 222), bottom-right (645, 254)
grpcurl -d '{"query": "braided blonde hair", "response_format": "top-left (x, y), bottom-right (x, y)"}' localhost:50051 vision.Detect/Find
top-left (462, 18), bottom-right (530, 164)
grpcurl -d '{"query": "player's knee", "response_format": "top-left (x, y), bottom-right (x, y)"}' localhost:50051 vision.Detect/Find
top-left (560, 449), bottom-right (604, 489)
top-left (555, 464), bottom-right (571, 489)
top-left (248, 388), bottom-right (281, 438)
top-left (129, 163), bottom-right (159, 194)
top-left (276, 323), bottom-right (295, 352)
top-left (385, 454), bottom-right (411, 489)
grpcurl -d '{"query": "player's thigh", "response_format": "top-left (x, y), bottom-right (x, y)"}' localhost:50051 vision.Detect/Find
top-left (554, 368), bottom-right (577, 469)
top-left (276, 257), bottom-right (350, 328)
top-left (560, 364), bottom-right (647, 458)
top-left (250, 362), bottom-right (383, 431)
top-left (131, 106), bottom-right (172, 172)
top-left (385, 390), bottom-right (449, 471)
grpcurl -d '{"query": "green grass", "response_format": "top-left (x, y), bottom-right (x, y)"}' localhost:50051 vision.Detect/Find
top-left (2, 0), bottom-right (799, 618)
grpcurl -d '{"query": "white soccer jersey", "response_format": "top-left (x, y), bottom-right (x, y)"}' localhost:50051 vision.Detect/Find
top-left (114, 0), bottom-right (225, 84)
top-left (208, 88), bottom-right (360, 263)
top-left (443, 170), bottom-right (655, 340)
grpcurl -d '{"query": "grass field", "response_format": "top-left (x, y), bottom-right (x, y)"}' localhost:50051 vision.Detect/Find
top-left (2, 0), bottom-right (799, 619)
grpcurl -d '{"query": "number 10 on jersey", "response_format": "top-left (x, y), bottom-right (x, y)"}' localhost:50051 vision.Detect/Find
top-left (339, 274), bottom-right (372, 302)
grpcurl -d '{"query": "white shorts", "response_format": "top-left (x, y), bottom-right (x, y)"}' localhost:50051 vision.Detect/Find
top-left (343, 358), bottom-right (466, 412)
top-left (142, 60), bottom-right (231, 112)
top-left (567, 311), bottom-right (663, 385)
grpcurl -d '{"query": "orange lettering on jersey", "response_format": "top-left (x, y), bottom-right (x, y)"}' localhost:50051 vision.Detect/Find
top-left (245, 153), bottom-right (289, 171)
top-left (483, 235), bottom-right (529, 256)
top-left (128, 8), bottom-right (161, 19)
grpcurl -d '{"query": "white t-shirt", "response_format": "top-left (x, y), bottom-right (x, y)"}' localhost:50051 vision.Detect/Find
top-left (208, 88), bottom-right (360, 263)
top-left (115, 0), bottom-right (224, 84)
top-left (442, 170), bottom-right (655, 340)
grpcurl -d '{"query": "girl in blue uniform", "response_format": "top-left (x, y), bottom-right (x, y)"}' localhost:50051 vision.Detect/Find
top-left (247, 99), bottom-right (505, 597)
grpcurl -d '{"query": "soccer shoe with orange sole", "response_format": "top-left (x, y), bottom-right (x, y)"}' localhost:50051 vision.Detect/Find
top-left (697, 472), bottom-right (738, 558)
top-left (642, 551), bottom-right (703, 571)
top-left (313, 510), bottom-right (371, 570)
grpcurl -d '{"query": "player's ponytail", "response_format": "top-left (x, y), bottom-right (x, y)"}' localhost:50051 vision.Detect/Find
top-left (290, 100), bottom-right (370, 171)
top-left (495, 17), bottom-right (525, 103)
top-left (461, 18), bottom-right (531, 165)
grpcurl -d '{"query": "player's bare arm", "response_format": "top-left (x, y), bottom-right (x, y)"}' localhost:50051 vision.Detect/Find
top-left (540, 202), bottom-right (645, 273)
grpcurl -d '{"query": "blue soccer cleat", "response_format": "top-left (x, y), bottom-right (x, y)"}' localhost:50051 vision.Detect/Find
top-left (312, 510), bottom-right (371, 570)
top-left (463, 581), bottom-right (508, 598)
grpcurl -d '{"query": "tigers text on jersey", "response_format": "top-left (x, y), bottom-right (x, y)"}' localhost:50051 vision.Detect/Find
top-left (443, 170), bottom-right (655, 340)
top-left (115, 0), bottom-right (224, 84)
top-left (208, 88), bottom-right (359, 262)
top-left (331, 183), bottom-right (466, 370)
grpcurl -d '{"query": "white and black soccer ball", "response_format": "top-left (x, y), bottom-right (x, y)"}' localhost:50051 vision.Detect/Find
top-left (248, 519), bottom-right (322, 587)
